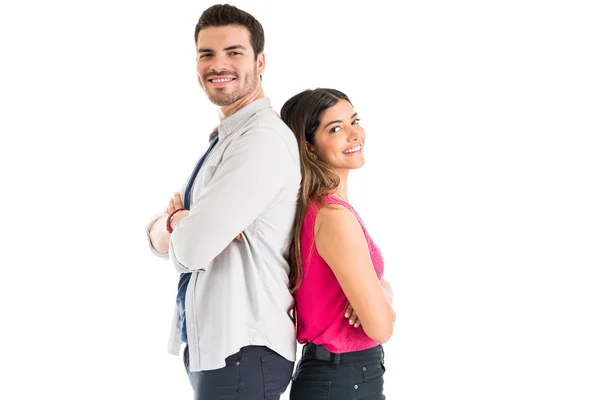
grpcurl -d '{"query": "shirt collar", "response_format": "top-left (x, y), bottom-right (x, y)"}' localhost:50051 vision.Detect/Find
top-left (217, 97), bottom-right (272, 138)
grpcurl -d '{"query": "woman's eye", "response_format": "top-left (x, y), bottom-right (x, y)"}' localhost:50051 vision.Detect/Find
top-left (352, 118), bottom-right (361, 125)
top-left (329, 126), bottom-right (341, 134)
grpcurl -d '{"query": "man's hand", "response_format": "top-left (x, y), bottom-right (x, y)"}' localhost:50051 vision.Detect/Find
top-left (167, 193), bottom-right (189, 230)
top-left (169, 209), bottom-right (190, 230)
top-left (167, 192), bottom-right (185, 214)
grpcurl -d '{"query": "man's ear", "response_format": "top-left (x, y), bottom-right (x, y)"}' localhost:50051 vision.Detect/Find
top-left (256, 52), bottom-right (265, 76)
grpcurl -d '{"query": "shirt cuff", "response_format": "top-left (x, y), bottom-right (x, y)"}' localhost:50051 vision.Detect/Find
top-left (146, 212), bottom-right (169, 259)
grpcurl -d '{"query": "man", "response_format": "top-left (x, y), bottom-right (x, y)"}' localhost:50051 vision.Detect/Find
top-left (145, 4), bottom-right (299, 399)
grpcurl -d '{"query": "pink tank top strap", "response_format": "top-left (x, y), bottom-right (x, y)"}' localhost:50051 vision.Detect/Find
top-left (322, 194), bottom-right (365, 226)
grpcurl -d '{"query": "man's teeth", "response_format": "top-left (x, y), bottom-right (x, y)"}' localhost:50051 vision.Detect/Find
top-left (212, 78), bottom-right (233, 82)
top-left (344, 145), bottom-right (361, 154)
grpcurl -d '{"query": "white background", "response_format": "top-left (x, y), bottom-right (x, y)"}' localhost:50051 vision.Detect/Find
top-left (1, 0), bottom-right (599, 399)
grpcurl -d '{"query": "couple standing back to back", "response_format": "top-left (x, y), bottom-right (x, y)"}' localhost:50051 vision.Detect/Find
top-left (146, 4), bottom-right (396, 399)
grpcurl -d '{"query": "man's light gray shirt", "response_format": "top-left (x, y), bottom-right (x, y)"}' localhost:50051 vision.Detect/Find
top-left (146, 97), bottom-right (300, 371)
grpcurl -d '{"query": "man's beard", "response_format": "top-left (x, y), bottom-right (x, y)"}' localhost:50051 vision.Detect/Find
top-left (205, 68), bottom-right (260, 107)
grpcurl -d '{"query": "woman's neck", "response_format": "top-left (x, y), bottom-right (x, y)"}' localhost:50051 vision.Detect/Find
top-left (333, 172), bottom-right (349, 201)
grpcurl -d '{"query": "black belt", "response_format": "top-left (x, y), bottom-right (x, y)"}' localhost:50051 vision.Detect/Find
top-left (302, 343), bottom-right (341, 364)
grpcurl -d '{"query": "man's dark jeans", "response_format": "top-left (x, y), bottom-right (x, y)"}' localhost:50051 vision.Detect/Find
top-left (184, 345), bottom-right (294, 400)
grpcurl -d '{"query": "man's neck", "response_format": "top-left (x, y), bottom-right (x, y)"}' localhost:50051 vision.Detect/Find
top-left (217, 86), bottom-right (265, 122)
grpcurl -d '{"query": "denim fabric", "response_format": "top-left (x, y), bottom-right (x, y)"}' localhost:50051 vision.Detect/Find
top-left (290, 344), bottom-right (386, 400)
top-left (184, 345), bottom-right (294, 400)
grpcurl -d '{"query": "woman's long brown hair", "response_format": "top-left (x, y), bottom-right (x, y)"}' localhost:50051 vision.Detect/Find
top-left (280, 88), bottom-right (352, 293)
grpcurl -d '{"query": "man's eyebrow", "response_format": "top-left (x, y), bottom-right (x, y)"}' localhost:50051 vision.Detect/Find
top-left (224, 45), bottom-right (247, 51)
top-left (323, 113), bottom-right (358, 128)
top-left (197, 44), bottom-right (247, 53)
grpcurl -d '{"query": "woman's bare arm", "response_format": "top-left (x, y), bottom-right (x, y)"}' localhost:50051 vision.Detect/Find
top-left (315, 205), bottom-right (395, 343)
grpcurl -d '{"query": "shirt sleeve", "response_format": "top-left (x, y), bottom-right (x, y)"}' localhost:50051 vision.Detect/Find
top-left (168, 128), bottom-right (294, 272)
top-left (146, 212), bottom-right (170, 259)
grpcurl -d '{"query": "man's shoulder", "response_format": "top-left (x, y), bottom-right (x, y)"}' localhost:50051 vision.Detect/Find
top-left (251, 107), bottom-right (293, 135)
top-left (243, 109), bottom-right (297, 152)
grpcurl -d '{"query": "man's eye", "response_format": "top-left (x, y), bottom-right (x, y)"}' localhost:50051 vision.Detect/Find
top-left (229, 51), bottom-right (242, 56)
top-left (198, 53), bottom-right (211, 59)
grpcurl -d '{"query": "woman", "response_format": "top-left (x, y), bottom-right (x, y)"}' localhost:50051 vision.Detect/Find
top-left (281, 88), bottom-right (396, 399)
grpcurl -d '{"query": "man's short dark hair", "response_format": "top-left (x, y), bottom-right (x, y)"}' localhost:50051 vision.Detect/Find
top-left (194, 4), bottom-right (265, 59)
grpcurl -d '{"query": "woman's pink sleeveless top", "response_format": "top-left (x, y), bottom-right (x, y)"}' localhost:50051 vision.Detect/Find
top-left (295, 194), bottom-right (385, 353)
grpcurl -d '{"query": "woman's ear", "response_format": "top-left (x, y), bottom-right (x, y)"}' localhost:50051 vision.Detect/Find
top-left (307, 143), bottom-right (318, 160)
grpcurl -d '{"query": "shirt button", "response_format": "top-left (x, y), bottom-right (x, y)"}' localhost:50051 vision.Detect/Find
top-left (362, 366), bottom-right (367, 371)
top-left (235, 361), bottom-right (240, 366)
top-left (354, 385), bottom-right (359, 389)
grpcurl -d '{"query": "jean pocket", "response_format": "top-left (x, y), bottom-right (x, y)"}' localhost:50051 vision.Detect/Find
top-left (224, 348), bottom-right (243, 366)
top-left (290, 379), bottom-right (331, 400)
top-left (361, 362), bottom-right (385, 382)
top-left (261, 353), bottom-right (294, 397)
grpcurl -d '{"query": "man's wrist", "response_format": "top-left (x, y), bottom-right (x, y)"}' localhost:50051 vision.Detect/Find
top-left (166, 208), bottom-right (186, 233)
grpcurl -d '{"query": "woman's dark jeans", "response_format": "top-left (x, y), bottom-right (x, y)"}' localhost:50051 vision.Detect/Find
top-left (290, 343), bottom-right (386, 400)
